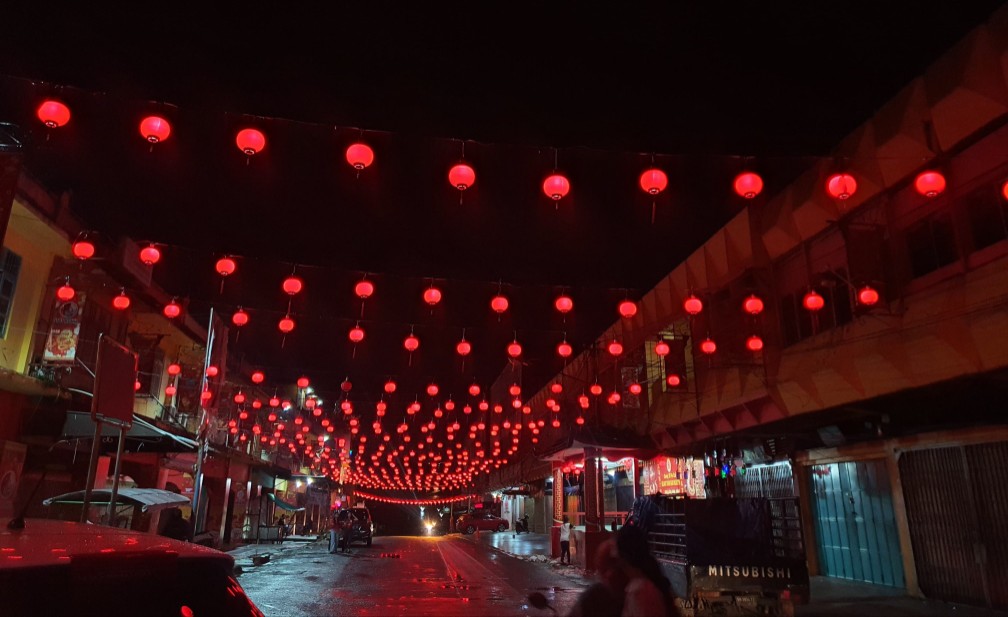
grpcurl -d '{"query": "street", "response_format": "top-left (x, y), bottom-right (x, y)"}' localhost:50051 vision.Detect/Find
top-left (237, 535), bottom-right (590, 617)
top-left (235, 534), bottom-right (1008, 617)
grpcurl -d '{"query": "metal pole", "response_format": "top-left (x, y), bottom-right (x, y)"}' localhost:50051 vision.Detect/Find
top-left (190, 308), bottom-right (216, 541)
top-left (105, 425), bottom-right (127, 525)
top-left (80, 418), bottom-right (103, 523)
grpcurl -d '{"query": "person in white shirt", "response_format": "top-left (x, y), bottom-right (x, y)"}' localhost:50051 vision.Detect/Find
top-left (559, 515), bottom-right (572, 565)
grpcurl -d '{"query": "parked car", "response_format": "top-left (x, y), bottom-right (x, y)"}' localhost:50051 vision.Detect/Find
top-left (0, 518), bottom-right (263, 617)
top-left (457, 510), bottom-right (509, 534)
top-left (340, 506), bottom-right (373, 548)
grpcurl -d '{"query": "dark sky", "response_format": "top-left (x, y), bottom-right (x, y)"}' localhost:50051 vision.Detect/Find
top-left (0, 2), bottom-right (1003, 411)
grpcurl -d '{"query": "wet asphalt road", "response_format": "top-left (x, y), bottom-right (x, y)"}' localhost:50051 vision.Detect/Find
top-left (238, 535), bottom-right (590, 617)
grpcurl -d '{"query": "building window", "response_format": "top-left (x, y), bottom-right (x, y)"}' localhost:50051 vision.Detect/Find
top-left (0, 248), bottom-right (22, 338)
top-left (906, 210), bottom-right (958, 278)
top-left (966, 185), bottom-right (1008, 251)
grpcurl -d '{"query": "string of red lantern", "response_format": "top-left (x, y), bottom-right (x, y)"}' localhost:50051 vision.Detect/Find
top-left (24, 72), bottom-right (959, 226)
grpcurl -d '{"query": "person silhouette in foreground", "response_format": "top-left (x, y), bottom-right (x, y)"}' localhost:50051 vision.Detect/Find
top-left (567, 538), bottom-right (627, 617)
top-left (615, 524), bottom-right (679, 617)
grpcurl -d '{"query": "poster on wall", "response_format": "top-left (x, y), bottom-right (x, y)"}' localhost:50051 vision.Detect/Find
top-left (642, 456), bottom-right (686, 496)
top-left (686, 458), bottom-right (706, 499)
top-left (43, 293), bottom-right (86, 363)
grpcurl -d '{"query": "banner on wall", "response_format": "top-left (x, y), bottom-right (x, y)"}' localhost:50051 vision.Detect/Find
top-left (642, 455), bottom-right (707, 499)
top-left (43, 293), bottom-right (86, 363)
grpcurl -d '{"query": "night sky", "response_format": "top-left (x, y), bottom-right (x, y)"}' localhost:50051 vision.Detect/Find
top-left (0, 2), bottom-right (1003, 425)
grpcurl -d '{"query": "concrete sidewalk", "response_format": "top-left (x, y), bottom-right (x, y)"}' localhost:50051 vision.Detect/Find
top-left (797, 577), bottom-right (1008, 617)
top-left (463, 530), bottom-right (551, 558)
top-left (228, 536), bottom-right (323, 570)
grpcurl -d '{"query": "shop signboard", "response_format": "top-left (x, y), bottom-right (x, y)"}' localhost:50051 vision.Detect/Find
top-left (642, 456), bottom-right (686, 496)
top-left (642, 456), bottom-right (707, 499)
top-left (43, 293), bottom-right (86, 363)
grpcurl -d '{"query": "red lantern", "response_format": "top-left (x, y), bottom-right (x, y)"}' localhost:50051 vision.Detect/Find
top-left (543, 174), bottom-right (570, 201)
top-left (743, 294), bottom-right (764, 315)
top-left (346, 143), bottom-right (374, 170)
top-left (490, 295), bottom-right (509, 314)
top-left (206, 365), bottom-right (219, 378)
top-left (163, 300), bottom-right (181, 319)
top-left (746, 335), bottom-right (764, 352)
top-left (72, 240), bottom-right (95, 260)
top-left (666, 375), bottom-right (681, 387)
top-left (654, 340), bottom-right (670, 357)
top-left (200, 389), bottom-right (212, 402)
top-left (826, 173), bottom-right (857, 200)
top-left (858, 286), bottom-right (880, 306)
top-left (607, 340), bottom-right (623, 356)
top-left (468, 383), bottom-right (481, 397)
top-left (555, 295), bottom-right (574, 313)
top-left (167, 363), bottom-right (181, 377)
top-left (112, 291), bottom-right (131, 311)
top-left (355, 279), bottom-right (374, 299)
top-left (509, 384), bottom-right (521, 397)
top-left (232, 308), bottom-right (249, 327)
top-left (507, 340), bottom-right (522, 358)
top-left (404, 334), bottom-right (420, 352)
top-left (423, 286), bottom-right (442, 306)
top-left (349, 325), bottom-right (365, 343)
top-left (140, 245), bottom-right (161, 266)
top-left (639, 168), bottom-right (668, 195)
top-left (618, 300), bottom-right (637, 318)
top-left (914, 171), bottom-right (946, 198)
top-left (578, 395), bottom-right (589, 409)
top-left (590, 383), bottom-right (603, 396)
top-left (557, 340), bottom-right (573, 358)
top-left (384, 380), bottom-right (397, 393)
top-left (37, 100), bottom-right (70, 128)
top-left (139, 116), bottom-right (171, 143)
top-left (550, 383), bottom-right (563, 394)
top-left (282, 276), bottom-right (303, 295)
top-left (56, 284), bottom-right (75, 302)
top-left (278, 315), bottom-right (296, 333)
top-left (216, 257), bottom-right (236, 277)
top-left (576, 416), bottom-right (585, 425)
top-left (456, 339), bottom-right (471, 356)
top-left (700, 338), bottom-right (717, 355)
top-left (234, 392), bottom-right (246, 404)
top-left (803, 290), bottom-right (825, 312)
top-left (165, 385), bottom-right (177, 397)
top-left (629, 383), bottom-right (642, 395)
top-left (269, 396), bottom-right (280, 407)
top-left (683, 294), bottom-right (703, 315)
top-left (297, 376), bottom-right (310, 389)
top-left (427, 383), bottom-right (439, 397)
top-left (1002, 179), bottom-right (1008, 201)
top-left (236, 128), bottom-right (266, 156)
top-left (733, 172), bottom-right (763, 199)
top-left (448, 163), bottom-right (476, 191)
top-left (251, 370), bottom-right (265, 384)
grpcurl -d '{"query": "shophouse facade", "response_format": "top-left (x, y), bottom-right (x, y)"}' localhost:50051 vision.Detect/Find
top-left (491, 9), bottom-right (1008, 609)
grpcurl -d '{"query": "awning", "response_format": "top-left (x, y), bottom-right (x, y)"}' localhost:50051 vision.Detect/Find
top-left (42, 488), bottom-right (190, 513)
top-left (267, 492), bottom-right (304, 512)
top-left (61, 411), bottom-right (198, 452)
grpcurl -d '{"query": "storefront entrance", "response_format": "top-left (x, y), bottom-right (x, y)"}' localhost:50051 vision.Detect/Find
top-left (809, 459), bottom-right (905, 587)
top-left (900, 442), bottom-right (1008, 609)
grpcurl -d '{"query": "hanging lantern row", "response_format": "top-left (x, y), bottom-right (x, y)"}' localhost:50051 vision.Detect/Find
top-left (36, 100), bottom-right (955, 203)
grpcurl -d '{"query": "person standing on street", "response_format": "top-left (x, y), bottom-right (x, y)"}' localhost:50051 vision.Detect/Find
top-left (328, 509), bottom-right (339, 554)
top-left (338, 509), bottom-right (353, 553)
top-left (559, 515), bottom-right (572, 565)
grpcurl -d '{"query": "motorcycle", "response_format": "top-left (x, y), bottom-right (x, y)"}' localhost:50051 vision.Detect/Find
top-left (514, 514), bottom-right (530, 534)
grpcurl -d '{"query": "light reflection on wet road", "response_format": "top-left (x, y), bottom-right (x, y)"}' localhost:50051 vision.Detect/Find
top-left (239, 535), bottom-right (589, 616)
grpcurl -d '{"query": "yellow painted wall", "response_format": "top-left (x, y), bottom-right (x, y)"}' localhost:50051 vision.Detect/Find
top-left (0, 199), bottom-right (70, 373)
